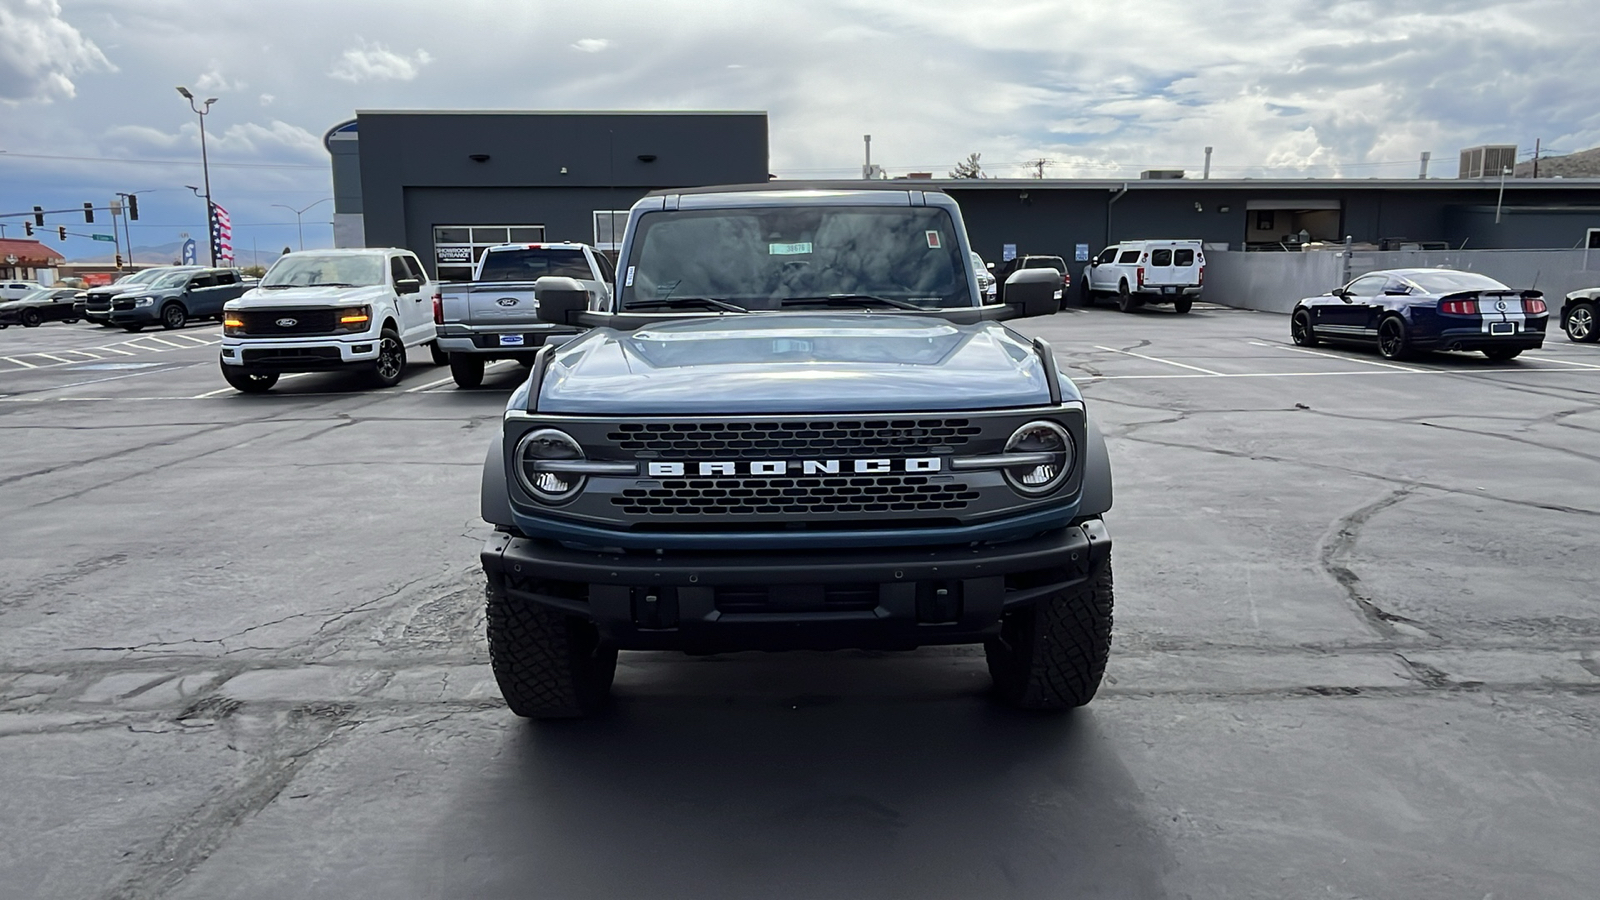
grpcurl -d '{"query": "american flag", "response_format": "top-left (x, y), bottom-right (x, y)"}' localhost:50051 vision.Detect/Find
top-left (209, 202), bottom-right (234, 265)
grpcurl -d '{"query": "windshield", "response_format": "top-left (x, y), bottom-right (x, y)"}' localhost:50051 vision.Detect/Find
top-left (149, 270), bottom-right (194, 289)
top-left (620, 206), bottom-right (972, 310)
top-left (478, 248), bottom-right (592, 282)
top-left (1404, 271), bottom-right (1508, 294)
top-left (261, 254), bottom-right (385, 288)
top-left (117, 269), bottom-right (172, 285)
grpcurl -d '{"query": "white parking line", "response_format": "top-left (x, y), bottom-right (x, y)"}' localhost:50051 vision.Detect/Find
top-left (63, 349), bottom-right (103, 360)
top-left (1094, 345), bottom-right (1224, 376)
top-left (93, 346), bottom-right (137, 356)
top-left (33, 353), bottom-right (75, 363)
top-left (1246, 340), bottom-right (1425, 373)
top-left (144, 336), bottom-right (190, 349)
top-left (2, 356), bottom-right (38, 368)
top-left (168, 333), bottom-right (215, 345)
top-left (404, 360), bottom-right (516, 393)
top-left (190, 372), bottom-right (315, 398)
top-left (1520, 353), bottom-right (1600, 370)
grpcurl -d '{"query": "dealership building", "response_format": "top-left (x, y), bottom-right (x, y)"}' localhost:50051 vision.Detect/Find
top-left (327, 111), bottom-right (1600, 278)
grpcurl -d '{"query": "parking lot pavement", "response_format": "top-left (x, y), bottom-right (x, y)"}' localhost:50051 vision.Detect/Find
top-left (2, 309), bottom-right (1598, 899)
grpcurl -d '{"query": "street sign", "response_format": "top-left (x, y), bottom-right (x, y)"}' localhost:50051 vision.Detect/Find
top-left (91, 234), bottom-right (116, 242)
top-left (1002, 243), bottom-right (1017, 261)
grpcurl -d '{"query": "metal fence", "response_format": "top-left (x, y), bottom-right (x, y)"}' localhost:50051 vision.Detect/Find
top-left (1204, 249), bottom-right (1600, 314)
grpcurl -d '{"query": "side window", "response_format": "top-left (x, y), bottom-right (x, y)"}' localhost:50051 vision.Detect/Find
top-left (1117, 250), bottom-right (1141, 264)
top-left (213, 271), bottom-right (238, 286)
top-left (190, 274), bottom-right (217, 289)
top-left (591, 251), bottom-right (616, 283)
top-left (1173, 249), bottom-right (1195, 266)
top-left (1096, 248), bottom-right (1118, 265)
top-left (1151, 249), bottom-right (1173, 266)
top-left (1345, 275), bottom-right (1387, 296)
top-left (402, 255), bottom-right (427, 282)
top-left (390, 257), bottom-right (410, 286)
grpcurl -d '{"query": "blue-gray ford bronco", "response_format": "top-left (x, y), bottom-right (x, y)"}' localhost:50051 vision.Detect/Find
top-left (479, 184), bottom-right (1115, 718)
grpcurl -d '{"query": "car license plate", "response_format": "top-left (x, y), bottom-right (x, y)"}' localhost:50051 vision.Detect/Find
top-left (1489, 322), bottom-right (1515, 335)
top-left (1163, 286), bottom-right (1176, 294)
top-left (499, 334), bottom-right (525, 346)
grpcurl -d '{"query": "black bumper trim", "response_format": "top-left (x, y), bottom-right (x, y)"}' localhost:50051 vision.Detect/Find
top-left (481, 520), bottom-right (1111, 651)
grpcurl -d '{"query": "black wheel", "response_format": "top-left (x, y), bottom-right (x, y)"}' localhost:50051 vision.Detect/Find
top-left (987, 554), bottom-right (1113, 710)
top-left (1116, 282), bottom-right (1139, 313)
top-left (1291, 309), bottom-right (1319, 346)
top-left (1565, 301), bottom-right (1597, 343)
top-left (220, 361), bottom-right (278, 394)
top-left (486, 573), bottom-right (617, 718)
top-left (20, 308), bottom-right (42, 327)
top-left (428, 340), bottom-right (449, 366)
top-left (370, 327), bottom-right (406, 388)
top-left (1079, 279), bottom-right (1095, 307)
top-left (1173, 299), bottom-right (1193, 315)
top-left (160, 303), bottom-right (187, 330)
top-left (1377, 316), bottom-right (1412, 360)
top-left (1483, 347), bottom-right (1522, 361)
top-left (450, 354), bottom-right (485, 388)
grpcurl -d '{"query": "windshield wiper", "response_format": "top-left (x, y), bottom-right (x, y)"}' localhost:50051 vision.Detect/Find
top-left (780, 294), bottom-right (923, 310)
top-left (627, 297), bottom-right (748, 313)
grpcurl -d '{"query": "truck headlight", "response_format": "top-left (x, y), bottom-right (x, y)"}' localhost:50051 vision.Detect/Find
top-left (515, 428), bottom-right (586, 503)
top-left (334, 305), bottom-right (372, 333)
top-left (1003, 420), bottom-right (1073, 495)
top-left (133, 296), bottom-right (155, 307)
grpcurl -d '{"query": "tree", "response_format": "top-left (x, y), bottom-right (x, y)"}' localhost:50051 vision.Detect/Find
top-left (949, 152), bottom-right (985, 179)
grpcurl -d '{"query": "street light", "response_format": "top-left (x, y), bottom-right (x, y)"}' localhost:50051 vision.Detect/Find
top-left (176, 86), bottom-right (218, 265)
top-left (271, 198), bottom-right (333, 251)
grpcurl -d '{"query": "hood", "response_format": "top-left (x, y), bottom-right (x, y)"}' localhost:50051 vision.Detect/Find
top-left (227, 284), bottom-right (390, 309)
top-left (537, 313), bottom-right (1072, 415)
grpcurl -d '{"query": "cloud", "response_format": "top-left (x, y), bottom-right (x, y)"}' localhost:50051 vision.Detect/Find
top-left (259, 93), bottom-right (275, 106)
top-left (211, 120), bottom-right (325, 159)
top-left (193, 62), bottom-right (244, 93)
top-left (328, 40), bottom-right (431, 83)
top-left (572, 38), bottom-right (612, 53)
top-left (0, 0), bottom-right (114, 104)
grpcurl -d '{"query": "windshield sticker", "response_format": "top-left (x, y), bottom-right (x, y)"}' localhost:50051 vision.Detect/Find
top-left (926, 231), bottom-right (942, 249)
top-left (624, 266), bottom-right (635, 287)
top-left (769, 242), bottom-right (813, 256)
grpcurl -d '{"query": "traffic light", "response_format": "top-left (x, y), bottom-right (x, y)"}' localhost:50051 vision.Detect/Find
top-left (127, 194), bottom-right (139, 220)
top-left (33, 206), bottom-right (44, 226)
top-left (84, 202), bottom-right (94, 224)
top-left (58, 226), bottom-right (67, 241)
top-left (115, 254), bottom-right (123, 269)
top-left (24, 222), bottom-right (33, 237)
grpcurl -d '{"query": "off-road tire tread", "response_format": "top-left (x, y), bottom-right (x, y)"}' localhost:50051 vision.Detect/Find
top-left (486, 575), bottom-right (616, 719)
top-left (988, 556), bottom-right (1114, 710)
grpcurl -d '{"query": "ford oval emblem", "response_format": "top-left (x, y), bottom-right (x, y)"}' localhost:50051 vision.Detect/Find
top-left (276, 317), bottom-right (298, 327)
top-left (496, 297), bottom-right (519, 307)
top-left (1495, 299), bottom-right (1508, 312)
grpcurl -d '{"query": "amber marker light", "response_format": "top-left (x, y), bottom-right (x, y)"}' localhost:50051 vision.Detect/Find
top-left (339, 313), bottom-right (370, 324)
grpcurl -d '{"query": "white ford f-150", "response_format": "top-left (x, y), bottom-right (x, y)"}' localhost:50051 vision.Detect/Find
top-left (218, 248), bottom-right (439, 393)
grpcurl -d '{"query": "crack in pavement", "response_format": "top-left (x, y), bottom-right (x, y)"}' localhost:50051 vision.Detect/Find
top-left (1317, 487), bottom-right (1432, 641)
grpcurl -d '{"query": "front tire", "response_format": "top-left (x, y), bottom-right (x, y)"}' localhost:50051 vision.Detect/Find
top-left (20, 309), bottom-right (42, 327)
top-left (986, 555), bottom-right (1114, 710)
top-left (428, 340), bottom-right (449, 366)
top-left (369, 327), bottom-right (406, 388)
top-left (450, 354), bottom-right (485, 388)
top-left (1565, 301), bottom-right (1597, 342)
top-left (160, 303), bottom-right (187, 330)
top-left (1292, 309), bottom-right (1319, 346)
top-left (486, 574), bottom-right (617, 719)
top-left (220, 362), bottom-right (278, 393)
top-left (1377, 316), bottom-right (1413, 360)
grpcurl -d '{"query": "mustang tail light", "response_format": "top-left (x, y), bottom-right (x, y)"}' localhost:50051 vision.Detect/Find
top-left (1523, 298), bottom-right (1547, 314)
top-left (1440, 299), bottom-right (1478, 315)
top-left (432, 292), bottom-right (444, 325)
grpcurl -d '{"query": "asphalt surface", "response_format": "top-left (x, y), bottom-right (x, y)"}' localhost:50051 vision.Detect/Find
top-left (2, 306), bottom-right (1598, 899)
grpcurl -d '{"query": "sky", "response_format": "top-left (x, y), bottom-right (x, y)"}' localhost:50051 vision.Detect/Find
top-left (3, 0), bottom-right (1598, 261)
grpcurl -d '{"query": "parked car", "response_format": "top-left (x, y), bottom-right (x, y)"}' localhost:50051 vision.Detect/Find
top-left (1291, 268), bottom-right (1547, 361)
top-left (433, 242), bottom-right (607, 387)
top-left (1082, 240), bottom-right (1204, 313)
top-left (993, 255), bottom-right (1067, 305)
top-left (971, 251), bottom-right (996, 300)
top-left (218, 248), bottom-right (438, 393)
top-left (0, 281), bottom-right (44, 301)
top-left (1559, 288), bottom-right (1599, 343)
top-left (107, 267), bottom-right (247, 331)
top-left (0, 287), bottom-right (81, 328)
top-left (78, 267), bottom-right (201, 325)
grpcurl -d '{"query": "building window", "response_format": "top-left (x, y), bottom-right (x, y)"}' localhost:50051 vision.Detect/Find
top-left (593, 210), bottom-right (628, 253)
top-left (431, 224), bottom-right (545, 282)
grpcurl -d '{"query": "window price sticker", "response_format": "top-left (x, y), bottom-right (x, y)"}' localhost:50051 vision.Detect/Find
top-left (926, 231), bottom-right (942, 249)
top-left (769, 242), bottom-right (813, 255)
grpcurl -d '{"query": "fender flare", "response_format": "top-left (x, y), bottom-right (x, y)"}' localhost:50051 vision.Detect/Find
top-left (1078, 415), bottom-right (1114, 517)
top-left (481, 437), bottom-right (514, 526)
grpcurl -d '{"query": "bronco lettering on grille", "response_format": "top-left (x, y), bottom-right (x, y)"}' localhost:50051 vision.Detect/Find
top-left (647, 458), bottom-right (942, 477)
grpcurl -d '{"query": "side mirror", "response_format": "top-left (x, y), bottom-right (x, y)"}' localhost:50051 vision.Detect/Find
top-left (396, 277), bottom-right (421, 295)
top-left (1003, 268), bottom-right (1060, 318)
top-left (985, 262), bottom-right (995, 270)
top-left (535, 276), bottom-right (588, 325)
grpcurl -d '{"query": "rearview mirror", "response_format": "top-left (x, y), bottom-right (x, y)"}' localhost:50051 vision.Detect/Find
top-left (1003, 268), bottom-right (1060, 318)
top-left (535, 276), bottom-right (588, 326)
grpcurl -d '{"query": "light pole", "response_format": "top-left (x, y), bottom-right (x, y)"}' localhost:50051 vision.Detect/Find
top-left (271, 198), bottom-right (333, 251)
top-left (176, 86), bottom-right (217, 265)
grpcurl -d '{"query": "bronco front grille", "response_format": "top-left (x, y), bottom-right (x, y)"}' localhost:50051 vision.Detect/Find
top-left (614, 474), bottom-right (979, 516)
top-left (607, 419), bottom-right (982, 460)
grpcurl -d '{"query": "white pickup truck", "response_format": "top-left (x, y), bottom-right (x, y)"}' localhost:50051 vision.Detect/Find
top-left (1082, 239), bottom-right (1205, 314)
top-left (433, 242), bottom-right (613, 388)
top-left (218, 248), bottom-right (438, 393)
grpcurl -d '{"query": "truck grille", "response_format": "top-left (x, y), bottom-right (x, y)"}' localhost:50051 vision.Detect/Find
top-left (233, 309), bottom-right (339, 336)
top-left (614, 474), bottom-right (978, 516)
top-left (241, 347), bottom-right (342, 367)
top-left (112, 297), bottom-right (137, 310)
top-left (607, 419), bottom-right (981, 460)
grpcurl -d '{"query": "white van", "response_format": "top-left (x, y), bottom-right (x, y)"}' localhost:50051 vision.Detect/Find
top-left (1082, 240), bottom-right (1204, 313)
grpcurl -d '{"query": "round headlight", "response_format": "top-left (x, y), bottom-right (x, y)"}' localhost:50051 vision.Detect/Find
top-left (514, 428), bottom-right (586, 503)
top-left (1003, 420), bottom-right (1074, 495)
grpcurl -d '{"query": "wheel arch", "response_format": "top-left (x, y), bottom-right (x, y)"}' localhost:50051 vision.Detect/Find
top-left (1077, 416), bottom-right (1113, 517)
top-left (481, 437), bottom-right (515, 526)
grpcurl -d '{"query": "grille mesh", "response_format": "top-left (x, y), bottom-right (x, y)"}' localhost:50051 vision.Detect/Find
top-left (234, 309), bottom-right (339, 336)
top-left (614, 474), bottom-right (978, 516)
top-left (608, 419), bottom-right (981, 460)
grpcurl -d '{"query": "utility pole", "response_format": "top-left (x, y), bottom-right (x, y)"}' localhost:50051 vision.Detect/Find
top-left (109, 197), bottom-right (124, 270)
top-left (1027, 158), bottom-right (1052, 179)
top-left (1203, 146), bottom-right (1213, 180)
top-left (1495, 166), bottom-right (1510, 223)
top-left (1419, 151), bottom-right (1431, 179)
top-left (862, 135), bottom-right (871, 180)
top-left (1532, 138), bottom-right (1541, 179)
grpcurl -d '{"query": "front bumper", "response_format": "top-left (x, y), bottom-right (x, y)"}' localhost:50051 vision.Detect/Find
top-left (108, 306), bottom-right (161, 326)
top-left (220, 334), bottom-right (380, 372)
top-left (481, 519), bottom-right (1111, 652)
